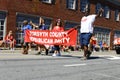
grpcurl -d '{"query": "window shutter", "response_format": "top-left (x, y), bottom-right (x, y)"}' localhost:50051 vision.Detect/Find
top-left (66, 0), bottom-right (69, 8)
top-left (52, 0), bottom-right (55, 4)
top-left (75, 0), bottom-right (78, 10)
top-left (115, 10), bottom-right (119, 21)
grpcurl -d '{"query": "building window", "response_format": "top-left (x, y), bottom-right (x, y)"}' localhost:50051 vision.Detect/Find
top-left (64, 21), bottom-right (79, 30)
top-left (115, 10), bottom-right (119, 21)
top-left (0, 12), bottom-right (6, 40)
top-left (66, 0), bottom-right (78, 10)
top-left (114, 30), bottom-right (120, 38)
top-left (94, 27), bottom-right (110, 47)
top-left (42, 17), bottom-right (52, 30)
top-left (80, 0), bottom-right (89, 12)
top-left (96, 3), bottom-right (102, 15)
top-left (42, 0), bottom-right (53, 4)
top-left (104, 6), bottom-right (110, 19)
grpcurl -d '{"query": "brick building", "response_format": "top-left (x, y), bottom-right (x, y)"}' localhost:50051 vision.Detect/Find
top-left (0, 0), bottom-right (120, 49)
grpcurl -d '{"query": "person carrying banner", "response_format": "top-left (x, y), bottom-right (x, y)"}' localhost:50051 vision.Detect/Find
top-left (30, 17), bottom-right (49, 55)
top-left (18, 20), bottom-right (32, 54)
top-left (75, 8), bottom-right (103, 60)
top-left (52, 19), bottom-right (64, 57)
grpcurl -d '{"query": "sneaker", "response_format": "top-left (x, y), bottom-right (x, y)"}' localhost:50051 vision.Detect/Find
top-left (10, 48), bottom-right (14, 51)
top-left (10, 48), bottom-right (12, 51)
top-left (29, 49), bottom-right (32, 51)
top-left (86, 51), bottom-right (92, 59)
top-left (12, 48), bottom-right (14, 51)
top-left (57, 52), bottom-right (61, 56)
top-left (52, 53), bottom-right (57, 57)
top-left (93, 50), bottom-right (96, 52)
top-left (22, 50), bottom-right (28, 55)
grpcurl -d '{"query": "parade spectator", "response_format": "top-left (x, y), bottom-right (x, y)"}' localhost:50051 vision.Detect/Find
top-left (99, 40), bottom-right (103, 51)
top-left (5, 30), bottom-right (16, 50)
top-left (52, 19), bottom-right (64, 56)
top-left (89, 34), bottom-right (97, 52)
top-left (94, 44), bottom-right (100, 51)
top-left (102, 42), bottom-right (109, 51)
top-left (30, 17), bottom-right (49, 55)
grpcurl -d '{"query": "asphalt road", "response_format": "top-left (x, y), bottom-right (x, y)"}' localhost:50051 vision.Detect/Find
top-left (0, 54), bottom-right (120, 80)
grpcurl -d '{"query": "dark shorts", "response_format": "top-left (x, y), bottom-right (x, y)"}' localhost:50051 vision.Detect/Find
top-left (80, 33), bottom-right (92, 47)
top-left (54, 45), bottom-right (60, 51)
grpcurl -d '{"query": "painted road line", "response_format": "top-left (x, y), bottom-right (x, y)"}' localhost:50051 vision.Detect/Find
top-left (97, 55), bottom-right (120, 60)
top-left (64, 63), bottom-right (86, 67)
top-left (107, 56), bottom-right (120, 60)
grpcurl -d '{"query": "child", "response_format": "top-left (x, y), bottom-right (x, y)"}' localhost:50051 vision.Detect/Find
top-left (6, 30), bottom-right (16, 50)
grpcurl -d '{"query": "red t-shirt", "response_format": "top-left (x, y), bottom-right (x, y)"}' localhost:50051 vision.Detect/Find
top-left (52, 26), bottom-right (64, 31)
top-left (91, 40), bottom-right (96, 45)
top-left (6, 35), bottom-right (14, 41)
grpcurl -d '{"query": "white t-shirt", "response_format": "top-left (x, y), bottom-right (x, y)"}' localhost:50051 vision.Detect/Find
top-left (80, 14), bottom-right (97, 33)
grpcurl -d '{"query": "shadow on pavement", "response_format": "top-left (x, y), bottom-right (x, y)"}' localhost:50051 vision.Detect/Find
top-left (61, 55), bottom-right (101, 60)
top-left (61, 55), bottom-right (100, 59)
top-left (61, 55), bottom-right (81, 58)
top-left (87, 56), bottom-right (100, 60)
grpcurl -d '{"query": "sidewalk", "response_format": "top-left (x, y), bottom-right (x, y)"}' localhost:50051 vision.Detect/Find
top-left (0, 49), bottom-right (119, 60)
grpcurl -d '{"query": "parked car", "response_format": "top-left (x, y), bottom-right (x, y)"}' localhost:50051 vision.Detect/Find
top-left (114, 38), bottom-right (120, 54)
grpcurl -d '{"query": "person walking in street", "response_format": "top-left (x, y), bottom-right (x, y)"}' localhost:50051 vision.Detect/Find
top-left (75, 8), bottom-right (103, 60)
top-left (18, 20), bottom-right (32, 54)
top-left (80, 8), bottom-right (103, 60)
top-left (52, 19), bottom-right (64, 57)
top-left (30, 17), bottom-right (49, 55)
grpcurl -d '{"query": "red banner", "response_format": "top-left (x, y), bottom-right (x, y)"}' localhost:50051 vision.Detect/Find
top-left (25, 28), bottom-right (77, 45)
